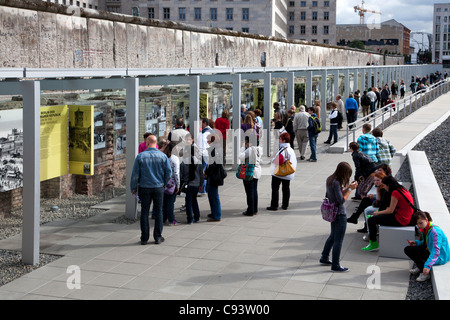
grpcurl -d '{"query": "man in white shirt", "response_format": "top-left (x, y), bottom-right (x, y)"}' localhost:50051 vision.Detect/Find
top-left (197, 118), bottom-right (212, 195)
top-left (367, 87), bottom-right (377, 116)
top-left (324, 102), bottom-right (339, 145)
top-left (335, 95), bottom-right (345, 129)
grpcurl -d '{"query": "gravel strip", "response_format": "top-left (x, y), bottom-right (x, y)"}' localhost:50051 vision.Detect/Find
top-left (0, 187), bottom-right (125, 288)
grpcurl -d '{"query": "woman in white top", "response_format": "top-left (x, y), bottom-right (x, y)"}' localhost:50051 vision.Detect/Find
top-left (267, 132), bottom-right (298, 211)
top-left (162, 141), bottom-right (181, 226)
top-left (239, 136), bottom-right (263, 216)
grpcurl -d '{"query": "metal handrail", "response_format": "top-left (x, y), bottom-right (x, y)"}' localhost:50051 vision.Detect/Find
top-left (345, 78), bottom-right (450, 151)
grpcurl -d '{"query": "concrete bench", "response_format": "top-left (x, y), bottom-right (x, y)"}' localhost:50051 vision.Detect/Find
top-left (379, 225), bottom-right (416, 259)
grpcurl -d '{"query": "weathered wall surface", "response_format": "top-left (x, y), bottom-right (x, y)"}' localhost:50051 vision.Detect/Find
top-left (0, 3), bottom-right (402, 69)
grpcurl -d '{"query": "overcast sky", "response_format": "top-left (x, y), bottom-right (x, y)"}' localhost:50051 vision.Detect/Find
top-left (336, 0), bottom-right (443, 34)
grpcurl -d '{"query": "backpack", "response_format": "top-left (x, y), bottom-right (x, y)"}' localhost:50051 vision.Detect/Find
top-left (311, 115), bottom-right (321, 134)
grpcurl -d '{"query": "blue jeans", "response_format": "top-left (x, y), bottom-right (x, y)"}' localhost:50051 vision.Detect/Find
top-left (200, 160), bottom-right (207, 194)
top-left (321, 214), bottom-right (347, 268)
top-left (309, 133), bottom-right (318, 160)
top-left (370, 101), bottom-right (377, 114)
top-left (163, 192), bottom-right (177, 223)
top-left (243, 178), bottom-right (258, 215)
top-left (207, 185), bottom-right (221, 220)
top-left (139, 187), bottom-right (164, 242)
top-left (185, 185), bottom-right (200, 223)
top-left (325, 125), bottom-right (338, 144)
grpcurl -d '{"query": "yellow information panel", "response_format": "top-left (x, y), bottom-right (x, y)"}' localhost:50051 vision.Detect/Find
top-left (200, 93), bottom-right (208, 119)
top-left (68, 105), bottom-right (94, 175)
top-left (40, 105), bottom-right (68, 182)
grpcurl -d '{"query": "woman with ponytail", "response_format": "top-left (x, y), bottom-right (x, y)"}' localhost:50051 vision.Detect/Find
top-left (405, 211), bottom-right (450, 282)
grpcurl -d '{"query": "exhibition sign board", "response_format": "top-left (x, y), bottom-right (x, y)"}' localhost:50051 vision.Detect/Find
top-left (68, 105), bottom-right (94, 175)
top-left (40, 105), bottom-right (68, 181)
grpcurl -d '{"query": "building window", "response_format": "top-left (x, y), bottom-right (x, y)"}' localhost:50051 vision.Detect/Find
top-left (242, 27), bottom-right (249, 33)
top-left (132, 7), bottom-right (139, 16)
top-left (312, 25), bottom-right (317, 34)
top-left (323, 39), bottom-right (329, 44)
top-left (312, 1), bottom-right (317, 7)
top-left (210, 8), bottom-right (217, 20)
top-left (194, 7), bottom-right (201, 20)
top-left (289, 25), bottom-right (295, 34)
top-left (289, 11), bottom-right (295, 21)
top-left (436, 16), bottom-right (441, 24)
top-left (179, 7), bottom-right (186, 20)
top-left (324, 11), bottom-right (329, 20)
top-left (242, 8), bottom-right (249, 20)
top-left (226, 8), bottom-right (233, 20)
top-left (300, 25), bottom-right (306, 34)
top-left (163, 8), bottom-right (170, 19)
top-left (323, 25), bottom-right (329, 35)
top-left (324, 1), bottom-right (329, 7)
top-left (312, 12), bottom-right (317, 20)
top-left (289, 1), bottom-right (295, 7)
top-left (300, 12), bottom-right (306, 20)
top-left (148, 7), bottom-right (155, 19)
top-left (301, 1), bottom-right (306, 6)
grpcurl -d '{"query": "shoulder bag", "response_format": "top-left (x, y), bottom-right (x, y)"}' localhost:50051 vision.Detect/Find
top-left (274, 148), bottom-right (295, 177)
top-left (321, 198), bottom-right (338, 222)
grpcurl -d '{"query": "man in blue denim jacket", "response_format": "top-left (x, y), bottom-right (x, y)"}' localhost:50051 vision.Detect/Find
top-left (131, 134), bottom-right (172, 245)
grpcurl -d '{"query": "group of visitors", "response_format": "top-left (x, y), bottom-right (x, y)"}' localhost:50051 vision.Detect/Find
top-left (130, 100), bottom-right (449, 283)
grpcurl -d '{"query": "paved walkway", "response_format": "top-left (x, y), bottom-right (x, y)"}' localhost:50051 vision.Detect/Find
top-left (0, 92), bottom-right (449, 300)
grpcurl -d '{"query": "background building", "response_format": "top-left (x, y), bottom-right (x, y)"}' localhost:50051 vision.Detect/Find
top-left (42, 0), bottom-right (99, 9)
top-left (337, 19), bottom-right (410, 56)
top-left (99, 0), bottom-right (336, 43)
top-left (433, 3), bottom-right (450, 66)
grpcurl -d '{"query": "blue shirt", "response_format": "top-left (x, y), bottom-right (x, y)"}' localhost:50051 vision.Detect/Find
top-left (130, 148), bottom-right (172, 191)
top-left (345, 98), bottom-right (359, 112)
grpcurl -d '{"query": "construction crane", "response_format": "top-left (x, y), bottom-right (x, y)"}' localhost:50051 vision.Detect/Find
top-left (354, 0), bottom-right (381, 24)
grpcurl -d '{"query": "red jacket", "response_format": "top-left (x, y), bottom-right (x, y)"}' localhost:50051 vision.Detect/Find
top-left (215, 117), bottom-right (230, 141)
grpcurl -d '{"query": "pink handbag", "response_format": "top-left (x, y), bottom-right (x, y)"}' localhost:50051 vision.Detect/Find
top-left (321, 198), bottom-right (338, 222)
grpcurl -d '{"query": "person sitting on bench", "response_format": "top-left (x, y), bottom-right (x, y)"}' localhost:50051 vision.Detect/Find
top-left (362, 176), bottom-right (415, 252)
top-left (404, 211), bottom-right (450, 282)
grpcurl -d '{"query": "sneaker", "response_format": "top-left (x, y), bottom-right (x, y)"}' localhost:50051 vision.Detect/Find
top-left (409, 267), bottom-right (420, 275)
top-left (168, 220), bottom-right (181, 226)
top-left (207, 218), bottom-right (221, 222)
top-left (266, 206), bottom-right (278, 211)
top-left (362, 241), bottom-right (379, 252)
top-left (416, 273), bottom-right (431, 282)
top-left (300, 156), bottom-right (305, 160)
top-left (155, 237), bottom-right (165, 245)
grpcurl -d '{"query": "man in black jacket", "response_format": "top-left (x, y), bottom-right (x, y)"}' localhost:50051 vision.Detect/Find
top-left (380, 84), bottom-right (390, 108)
top-left (349, 142), bottom-right (377, 200)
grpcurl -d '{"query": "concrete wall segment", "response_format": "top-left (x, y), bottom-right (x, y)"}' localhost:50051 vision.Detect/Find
top-left (0, 2), bottom-right (403, 69)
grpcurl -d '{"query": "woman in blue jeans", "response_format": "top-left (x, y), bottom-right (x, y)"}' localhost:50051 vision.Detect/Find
top-left (205, 145), bottom-right (226, 222)
top-left (320, 162), bottom-right (358, 272)
top-left (239, 135), bottom-right (262, 216)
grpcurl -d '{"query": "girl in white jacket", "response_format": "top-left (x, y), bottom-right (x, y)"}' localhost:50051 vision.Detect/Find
top-left (267, 132), bottom-right (298, 211)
